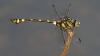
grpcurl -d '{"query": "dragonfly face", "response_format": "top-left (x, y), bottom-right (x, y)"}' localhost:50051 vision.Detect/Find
top-left (73, 20), bottom-right (80, 28)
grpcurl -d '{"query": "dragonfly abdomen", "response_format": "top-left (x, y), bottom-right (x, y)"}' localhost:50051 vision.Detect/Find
top-left (10, 19), bottom-right (54, 24)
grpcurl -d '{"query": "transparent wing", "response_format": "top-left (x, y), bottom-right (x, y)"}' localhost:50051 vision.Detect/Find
top-left (51, 5), bottom-right (65, 48)
top-left (51, 5), bottom-right (60, 21)
top-left (61, 4), bottom-right (72, 18)
top-left (72, 31), bottom-right (81, 47)
top-left (69, 28), bottom-right (81, 46)
top-left (55, 26), bottom-right (65, 48)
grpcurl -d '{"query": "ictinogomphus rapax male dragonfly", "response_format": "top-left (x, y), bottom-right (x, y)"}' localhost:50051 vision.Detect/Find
top-left (10, 4), bottom-right (81, 48)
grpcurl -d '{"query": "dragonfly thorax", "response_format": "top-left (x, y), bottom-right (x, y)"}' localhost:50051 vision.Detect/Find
top-left (55, 18), bottom-right (80, 30)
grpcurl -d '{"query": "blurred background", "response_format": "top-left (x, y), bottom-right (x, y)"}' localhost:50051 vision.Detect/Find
top-left (0, 0), bottom-right (100, 56)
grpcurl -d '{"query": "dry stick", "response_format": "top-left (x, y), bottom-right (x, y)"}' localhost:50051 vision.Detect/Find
top-left (60, 30), bottom-right (74, 56)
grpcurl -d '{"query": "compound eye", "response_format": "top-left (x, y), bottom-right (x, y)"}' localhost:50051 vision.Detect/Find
top-left (78, 21), bottom-right (80, 25)
top-left (74, 20), bottom-right (80, 28)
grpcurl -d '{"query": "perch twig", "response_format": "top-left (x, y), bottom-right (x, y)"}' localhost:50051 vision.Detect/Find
top-left (60, 30), bottom-right (74, 56)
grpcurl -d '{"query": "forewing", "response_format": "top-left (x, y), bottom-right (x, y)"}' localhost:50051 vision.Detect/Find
top-left (61, 4), bottom-right (72, 18)
top-left (51, 5), bottom-right (60, 21)
top-left (51, 5), bottom-right (65, 48)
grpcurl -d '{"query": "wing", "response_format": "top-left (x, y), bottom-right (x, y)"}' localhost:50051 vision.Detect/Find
top-left (51, 5), bottom-right (61, 21)
top-left (55, 26), bottom-right (65, 48)
top-left (74, 33), bottom-right (81, 42)
top-left (70, 28), bottom-right (81, 46)
top-left (51, 5), bottom-right (65, 48)
top-left (71, 29), bottom-right (81, 47)
top-left (72, 33), bottom-right (81, 47)
top-left (61, 4), bottom-right (72, 18)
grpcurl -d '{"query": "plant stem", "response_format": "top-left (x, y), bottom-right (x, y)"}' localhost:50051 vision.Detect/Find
top-left (60, 30), bottom-right (74, 56)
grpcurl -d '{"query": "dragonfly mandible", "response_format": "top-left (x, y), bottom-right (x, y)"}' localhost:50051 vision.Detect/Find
top-left (10, 4), bottom-right (81, 48)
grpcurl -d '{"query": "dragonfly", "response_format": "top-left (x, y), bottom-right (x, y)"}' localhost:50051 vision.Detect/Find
top-left (10, 4), bottom-right (81, 47)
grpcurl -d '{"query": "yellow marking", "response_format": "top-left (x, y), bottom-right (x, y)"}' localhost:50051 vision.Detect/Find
top-left (68, 18), bottom-right (71, 20)
top-left (57, 24), bottom-right (60, 26)
top-left (64, 18), bottom-right (66, 20)
top-left (46, 20), bottom-right (50, 22)
top-left (57, 20), bottom-right (61, 22)
top-left (62, 23), bottom-right (66, 28)
top-left (17, 19), bottom-right (20, 23)
top-left (22, 19), bottom-right (25, 22)
top-left (67, 22), bottom-right (73, 28)
top-left (13, 20), bottom-right (16, 23)
top-left (30, 19), bottom-right (33, 21)
top-left (79, 21), bottom-right (80, 25)
top-left (52, 21), bottom-right (56, 25)
top-left (38, 19), bottom-right (42, 21)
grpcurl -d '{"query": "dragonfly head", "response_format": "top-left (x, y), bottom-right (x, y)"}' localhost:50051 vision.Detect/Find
top-left (74, 20), bottom-right (80, 28)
